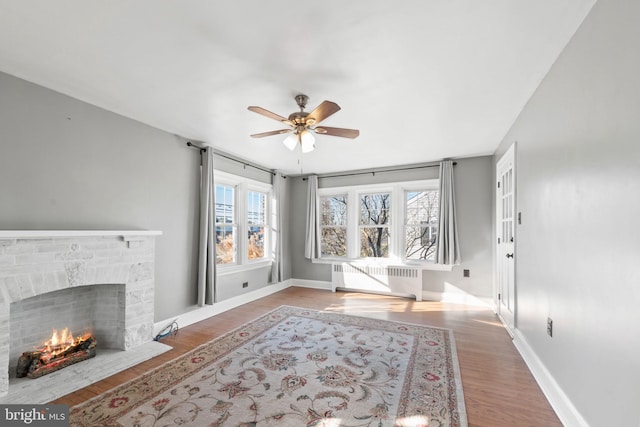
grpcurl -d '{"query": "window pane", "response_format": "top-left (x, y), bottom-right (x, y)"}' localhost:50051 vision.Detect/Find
top-left (360, 227), bottom-right (390, 257)
top-left (406, 191), bottom-right (438, 225)
top-left (405, 225), bottom-right (437, 261)
top-left (360, 193), bottom-right (391, 225)
top-left (321, 227), bottom-right (347, 256)
top-left (405, 190), bottom-right (439, 261)
top-left (247, 191), bottom-right (266, 260)
top-left (216, 226), bottom-right (235, 264)
top-left (248, 226), bottom-right (265, 260)
top-left (247, 191), bottom-right (266, 225)
top-left (215, 184), bottom-right (234, 224)
top-left (321, 195), bottom-right (347, 226)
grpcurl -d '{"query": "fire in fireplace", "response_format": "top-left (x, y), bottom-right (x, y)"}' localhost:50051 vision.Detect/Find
top-left (16, 328), bottom-right (97, 379)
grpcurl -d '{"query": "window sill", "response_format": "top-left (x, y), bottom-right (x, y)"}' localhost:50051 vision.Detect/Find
top-left (311, 258), bottom-right (454, 272)
top-left (217, 260), bottom-right (272, 276)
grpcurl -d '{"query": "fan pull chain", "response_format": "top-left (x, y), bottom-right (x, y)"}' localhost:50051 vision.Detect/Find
top-left (298, 144), bottom-right (304, 175)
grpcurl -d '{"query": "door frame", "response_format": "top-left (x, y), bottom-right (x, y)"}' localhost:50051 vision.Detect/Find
top-left (495, 142), bottom-right (516, 335)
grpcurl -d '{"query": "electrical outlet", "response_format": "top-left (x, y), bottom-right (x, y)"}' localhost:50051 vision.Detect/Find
top-left (242, 282), bottom-right (248, 288)
top-left (547, 317), bottom-right (553, 337)
top-left (463, 269), bottom-right (470, 278)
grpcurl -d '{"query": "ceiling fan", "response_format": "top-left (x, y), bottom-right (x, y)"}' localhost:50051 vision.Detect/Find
top-left (248, 94), bottom-right (359, 153)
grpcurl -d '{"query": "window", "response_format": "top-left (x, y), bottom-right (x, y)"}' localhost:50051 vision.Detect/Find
top-left (405, 190), bottom-right (439, 261)
top-left (215, 184), bottom-right (236, 264)
top-left (320, 195), bottom-right (348, 256)
top-left (359, 193), bottom-right (391, 258)
top-left (247, 190), bottom-right (267, 260)
top-left (214, 171), bottom-right (272, 269)
top-left (318, 179), bottom-right (439, 264)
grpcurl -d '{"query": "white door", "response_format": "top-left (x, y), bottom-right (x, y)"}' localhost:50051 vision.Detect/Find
top-left (496, 144), bottom-right (516, 333)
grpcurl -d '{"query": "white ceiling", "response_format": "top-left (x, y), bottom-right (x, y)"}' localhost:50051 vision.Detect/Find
top-left (0, 1), bottom-right (596, 175)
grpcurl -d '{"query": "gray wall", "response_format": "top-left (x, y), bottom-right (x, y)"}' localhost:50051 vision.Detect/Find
top-left (0, 71), bottom-right (201, 321)
top-left (289, 156), bottom-right (494, 304)
top-left (422, 157), bottom-right (493, 302)
top-left (494, 0), bottom-right (640, 424)
top-left (0, 70), bottom-right (291, 319)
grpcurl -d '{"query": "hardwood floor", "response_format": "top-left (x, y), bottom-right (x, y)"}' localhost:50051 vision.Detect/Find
top-left (53, 287), bottom-right (561, 426)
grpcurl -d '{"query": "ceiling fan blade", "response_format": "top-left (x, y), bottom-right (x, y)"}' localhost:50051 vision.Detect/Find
top-left (306, 101), bottom-right (341, 125)
top-left (313, 126), bottom-right (359, 139)
top-left (248, 106), bottom-right (289, 123)
top-left (250, 129), bottom-right (292, 138)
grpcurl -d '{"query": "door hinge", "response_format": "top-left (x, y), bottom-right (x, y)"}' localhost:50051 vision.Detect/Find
top-left (498, 237), bottom-right (501, 244)
top-left (498, 293), bottom-right (501, 301)
top-left (497, 182), bottom-right (501, 188)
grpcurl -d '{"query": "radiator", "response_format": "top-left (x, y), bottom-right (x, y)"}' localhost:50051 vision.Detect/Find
top-left (331, 263), bottom-right (423, 301)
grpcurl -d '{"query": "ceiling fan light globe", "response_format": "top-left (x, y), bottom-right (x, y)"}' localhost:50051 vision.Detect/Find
top-left (282, 133), bottom-right (298, 151)
top-left (300, 130), bottom-right (315, 153)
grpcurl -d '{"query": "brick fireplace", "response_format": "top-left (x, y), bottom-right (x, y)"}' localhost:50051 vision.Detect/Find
top-left (0, 230), bottom-right (163, 400)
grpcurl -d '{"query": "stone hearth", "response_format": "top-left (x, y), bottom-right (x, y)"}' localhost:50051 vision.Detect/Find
top-left (0, 230), bottom-right (163, 400)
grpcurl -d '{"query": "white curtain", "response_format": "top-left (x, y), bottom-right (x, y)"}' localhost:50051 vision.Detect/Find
top-left (304, 175), bottom-right (321, 259)
top-left (270, 172), bottom-right (286, 283)
top-left (436, 160), bottom-right (461, 265)
top-left (197, 147), bottom-right (215, 305)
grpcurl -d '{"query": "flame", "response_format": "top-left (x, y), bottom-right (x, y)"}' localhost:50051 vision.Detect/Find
top-left (50, 328), bottom-right (73, 347)
top-left (38, 328), bottom-right (93, 363)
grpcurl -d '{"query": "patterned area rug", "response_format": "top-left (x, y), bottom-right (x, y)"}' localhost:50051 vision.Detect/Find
top-left (70, 306), bottom-right (467, 426)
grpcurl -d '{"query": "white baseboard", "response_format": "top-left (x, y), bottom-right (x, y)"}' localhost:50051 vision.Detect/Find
top-left (291, 279), bottom-right (332, 290)
top-left (153, 280), bottom-right (292, 335)
top-left (154, 282), bottom-right (495, 336)
top-left (422, 290), bottom-right (491, 307)
top-left (290, 283), bottom-right (492, 307)
top-left (512, 329), bottom-right (588, 427)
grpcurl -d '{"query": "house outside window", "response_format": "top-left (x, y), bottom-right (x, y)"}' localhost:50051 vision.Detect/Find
top-left (405, 190), bottom-right (439, 261)
top-left (215, 184), bottom-right (236, 264)
top-left (318, 179), bottom-right (438, 264)
top-left (214, 171), bottom-right (272, 270)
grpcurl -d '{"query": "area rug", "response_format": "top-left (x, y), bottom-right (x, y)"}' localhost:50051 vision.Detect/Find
top-left (70, 306), bottom-right (467, 426)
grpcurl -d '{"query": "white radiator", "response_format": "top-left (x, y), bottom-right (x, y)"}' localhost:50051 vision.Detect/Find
top-left (331, 263), bottom-right (423, 301)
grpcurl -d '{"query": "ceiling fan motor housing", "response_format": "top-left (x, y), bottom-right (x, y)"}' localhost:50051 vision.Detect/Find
top-left (288, 111), bottom-right (311, 126)
top-left (294, 94), bottom-right (308, 109)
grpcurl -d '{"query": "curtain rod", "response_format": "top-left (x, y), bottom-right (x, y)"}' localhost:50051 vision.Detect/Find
top-left (303, 162), bottom-right (456, 180)
top-left (186, 142), bottom-right (276, 176)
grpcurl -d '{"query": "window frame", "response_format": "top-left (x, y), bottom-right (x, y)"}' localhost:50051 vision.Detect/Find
top-left (214, 170), bottom-right (272, 274)
top-left (317, 179), bottom-right (444, 267)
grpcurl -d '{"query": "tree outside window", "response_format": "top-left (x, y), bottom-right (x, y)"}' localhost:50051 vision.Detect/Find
top-left (318, 180), bottom-right (438, 263)
top-left (405, 190), bottom-right (439, 261)
top-left (320, 195), bottom-right (347, 256)
top-left (359, 193), bottom-right (391, 257)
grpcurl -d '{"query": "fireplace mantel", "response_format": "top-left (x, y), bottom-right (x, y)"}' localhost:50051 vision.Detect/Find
top-left (0, 230), bottom-right (162, 239)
